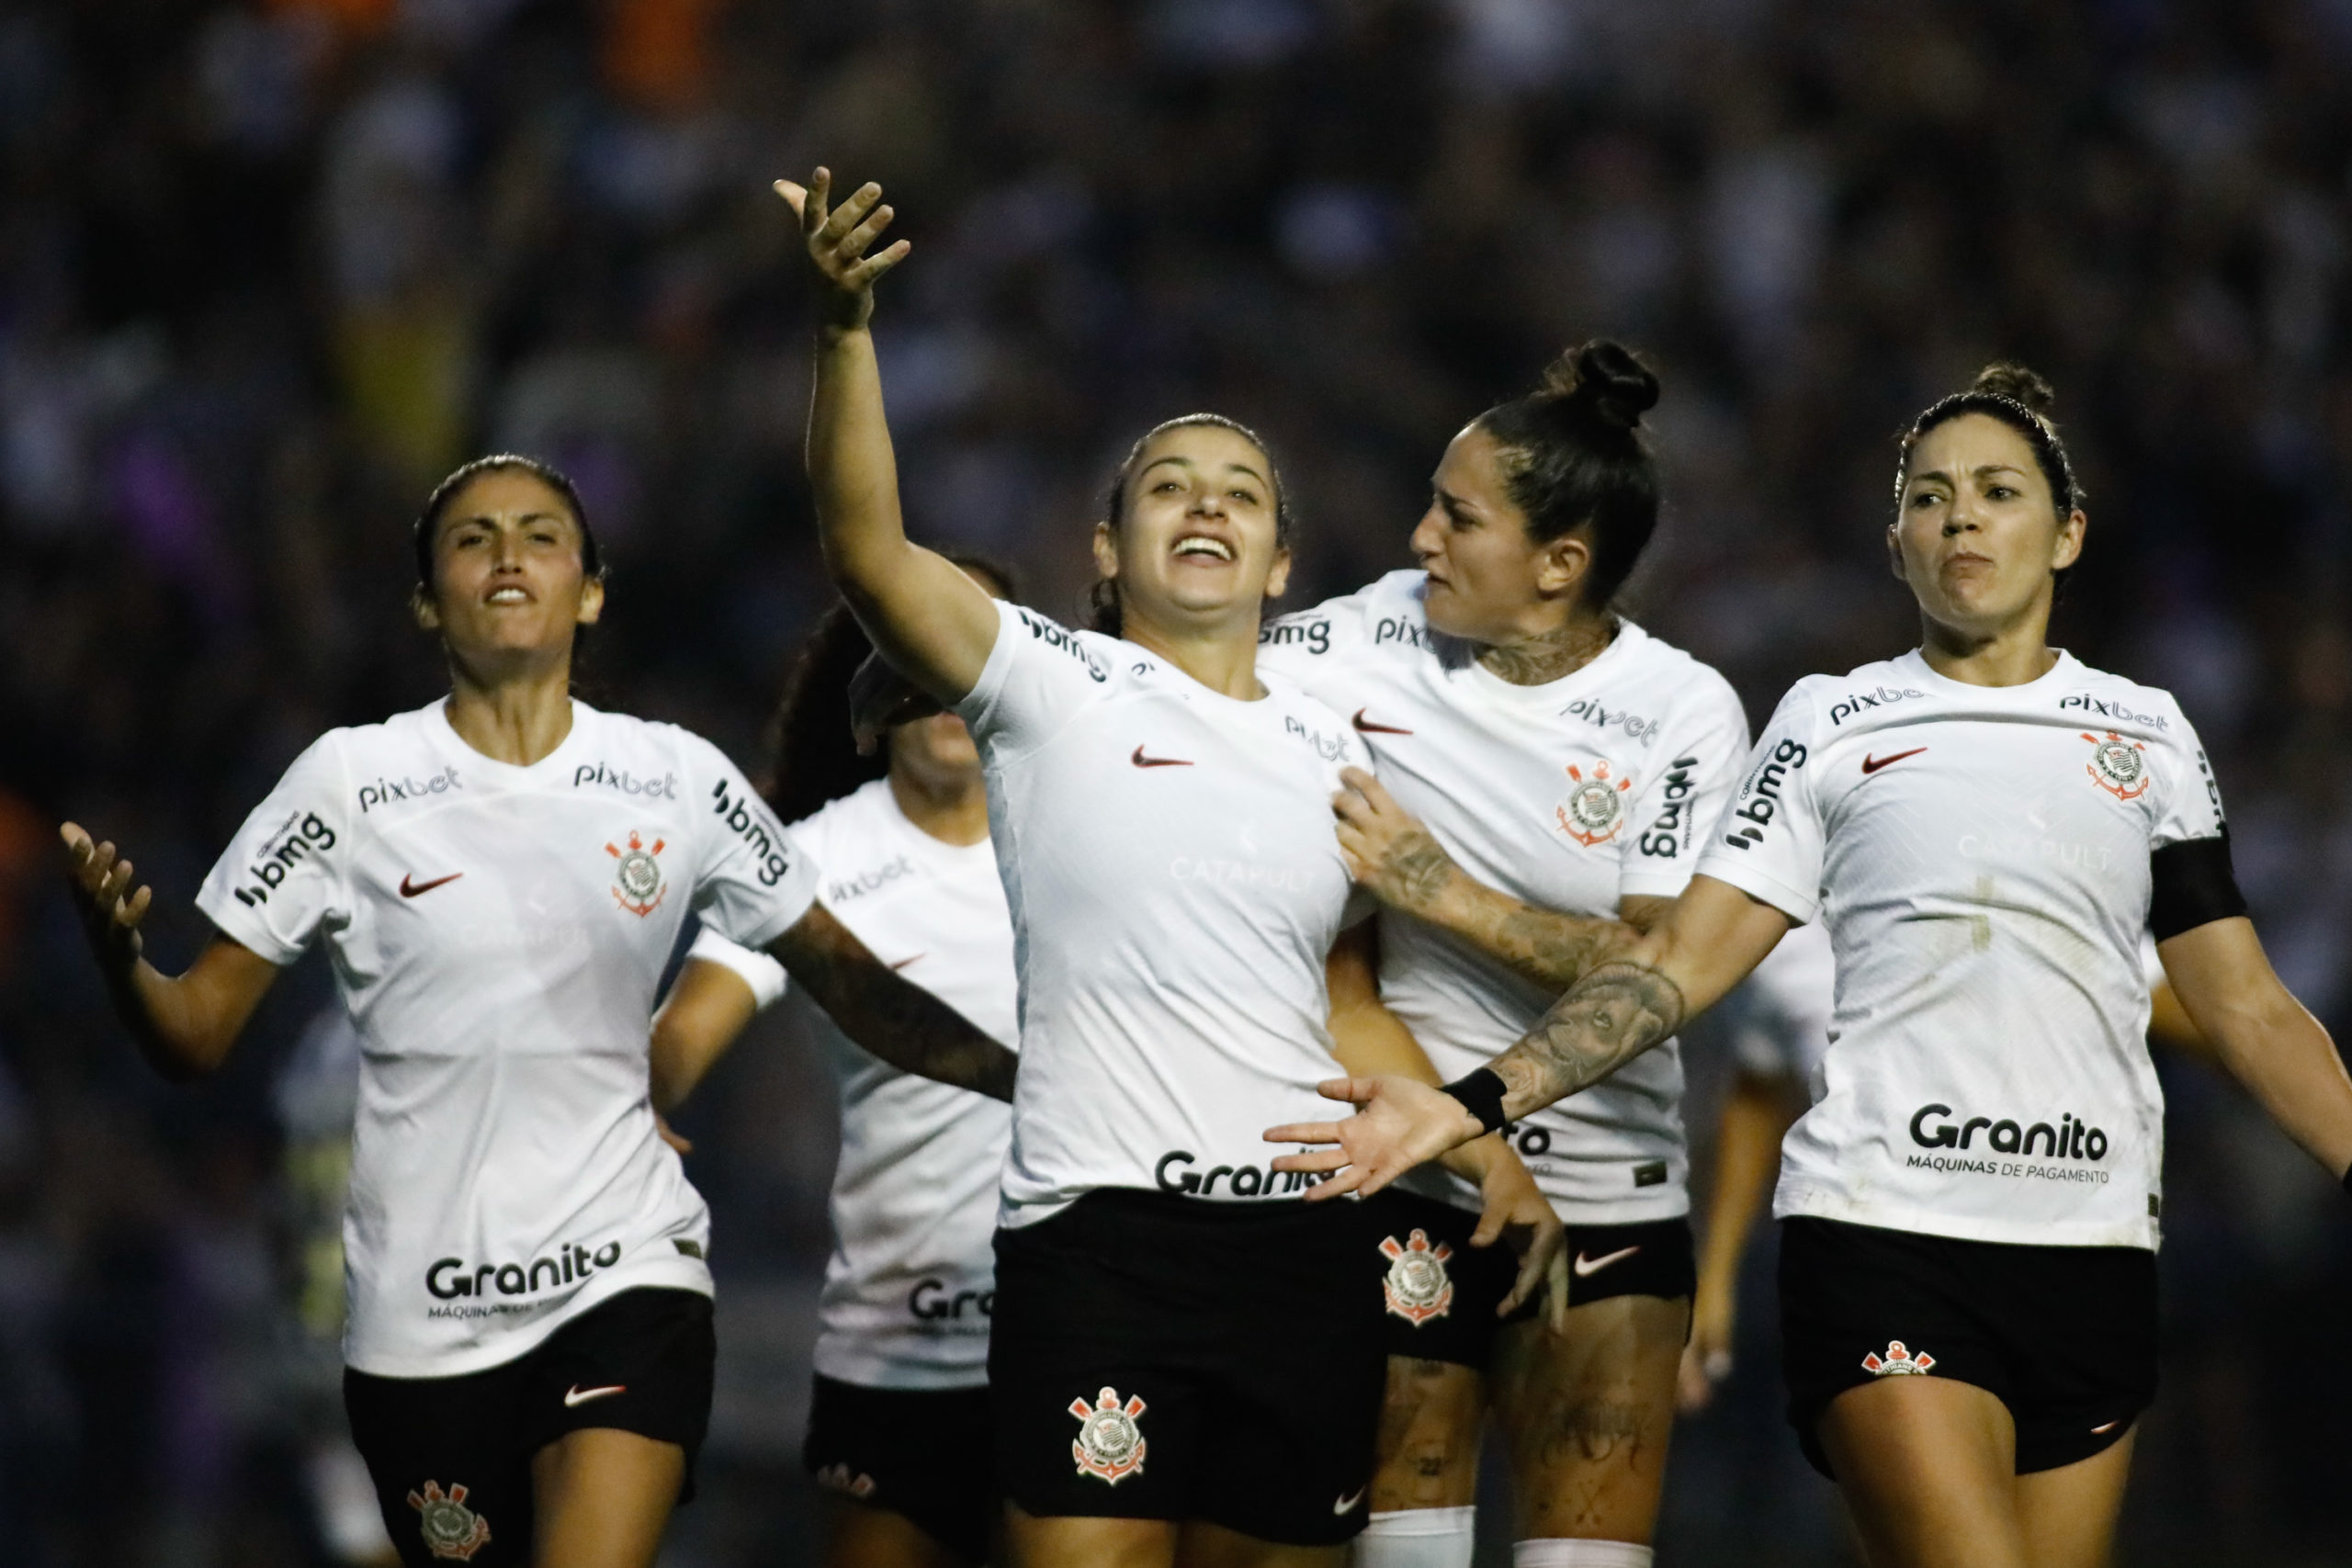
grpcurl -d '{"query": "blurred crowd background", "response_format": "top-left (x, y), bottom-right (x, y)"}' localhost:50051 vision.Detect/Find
top-left (6, 0), bottom-right (2352, 1562)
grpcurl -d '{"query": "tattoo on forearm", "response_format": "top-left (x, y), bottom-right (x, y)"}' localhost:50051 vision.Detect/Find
top-left (1377, 830), bottom-right (1457, 911)
top-left (1492, 961), bottom-right (1686, 1117)
top-left (1481, 905), bottom-right (1632, 992)
top-left (781, 927), bottom-right (1019, 1100)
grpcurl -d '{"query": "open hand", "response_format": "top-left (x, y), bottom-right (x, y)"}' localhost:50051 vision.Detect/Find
top-left (775, 169), bottom-right (911, 333)
top-left (1332, 768), bottom-right (1461, 918)
top-left (59, 822), bottom-right (153, 975)
top-left (1265, 1074), bottom-right (1484, 1199)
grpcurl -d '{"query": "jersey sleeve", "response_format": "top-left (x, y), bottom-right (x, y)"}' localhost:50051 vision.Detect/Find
top-left (685, 924), bottom-right (789, 1010)
top-left (2148, 704), bottom-right (2228, 847)
top-left (682, 736), bottom-right (821, 951)
top-left (194, 734), bottom-right (353, 964)
top-left (953, 599), bottom-right (1114, 756)
top-left (1621, 671), bottom-right (1752, 900)
top-left (1255, 586), bottom-right (1372, 688)
top-left (1691, 682), bottom-right (1827, 923)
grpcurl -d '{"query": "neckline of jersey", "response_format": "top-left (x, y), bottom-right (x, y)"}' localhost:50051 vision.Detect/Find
top-left (870, 775), bottom-right (997, 863)
top-left (424, 695), bottom-right (593, 778)
top-left (1457, 616), bottom-right (1648, 706)
top-left (1895, 646), bottom-right (2082, 699)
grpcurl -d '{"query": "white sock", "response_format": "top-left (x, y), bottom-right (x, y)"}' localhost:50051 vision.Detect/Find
top-left (1512, 1541), bottom-right (1654, 1568)
top-left (1355, 1506), bottom-right (1477, 1568)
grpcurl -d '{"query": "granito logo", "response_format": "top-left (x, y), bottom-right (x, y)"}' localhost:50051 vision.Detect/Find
top-left (1562, 698), bottom-right (1662, 747)
top-left (572, 761), bottom-right (678, 799)
top-left (1827, 686), bottom-right (1928, 726)
top-left (829, 855), bottom-right (914, 904)
top-left (1154, 1149), bottom-right (1325, 1197)
top-left (1637, 755), bottom-right (1702, 858)
top-left (1283, 714), bottom-right (1350, 761)
top-left (1721, 739), bottom-right (1806, 849)
top-left (232, 810), bottom-right (337, 907)
top-left (358, 765), bottom-right (461, 813)
top-left (2059, 694), bottom-right (2168, 731)
top-left (1908, 1102), bottom-right (2109, 1161)
top-left (1017, 609), bottom-right (1108, 682)
top-left (710, 780), bottom-right (793, 886)
top-left (1260, 619), bottom-right (1332, 655)
top-left (426, 1240), bottom-right (622, 1301)
top-left (908, 1277), bottom-right (994, 1321)
top-left (1374, 616), bottom-right (1430, 651)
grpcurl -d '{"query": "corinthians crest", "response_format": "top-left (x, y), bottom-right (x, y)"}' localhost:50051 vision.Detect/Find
top-left (407, 1480), bottom-right (491, 1562)
top-left (605, 830), bottom-right (667, 917)
top-left (1379, 1228), bottom-right (1454, 1325)
top-left (1556, 761), bottom-right (1634, 846)
top-left (2080, 731), bottom-right (2150, 801)
top-left (1860, 1340), bottom-right (1936, 1377)
top-left (1069, 1386), bottom-right (1148, 1483)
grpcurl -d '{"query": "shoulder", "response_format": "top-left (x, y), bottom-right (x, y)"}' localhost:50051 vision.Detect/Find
top-left (1261, 570), bottom-right (1425, 661)
top-left (1781, 658), bottom-right (1936, 737)
top-left (788, 777), bottom-right (890, 855)
top-left (1615, 625), bottom-right (1746, 723)
top-left (2046, 661), bottom-right (2193, 745)
top-left (1007, 604), bottom-right (1116, 683)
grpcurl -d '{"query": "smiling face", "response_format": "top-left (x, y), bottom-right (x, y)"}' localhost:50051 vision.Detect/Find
top-left (415, 468), bottom-right (604, 672)
top-left (1092, 423), bottom-right (1290, 636)
top-left (1891, 412), bottom-right (2085, 643)
top-left (1409, 423), bottom-right (1592, 644)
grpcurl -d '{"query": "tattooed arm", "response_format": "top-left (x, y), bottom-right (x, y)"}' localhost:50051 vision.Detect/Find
top-left (769, 902), bottom-right (1019, 1101)
top-left (1268, 875), bottom-right (1789, 1195)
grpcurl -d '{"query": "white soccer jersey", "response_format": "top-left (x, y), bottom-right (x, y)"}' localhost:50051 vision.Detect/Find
top-left (685, 778), bottom-right (1019, 1389)
top-left (196, 700), bottom-right (819, 1377)
top-left (955, 599), bottom-right (1370, 1226)
top-left (1259, 570), bottom-right (1750, 1224)
top-left (1693, 651), bottom-right (2225, 1250)
top-left (1712, 919), bottom-right (1837, 1085)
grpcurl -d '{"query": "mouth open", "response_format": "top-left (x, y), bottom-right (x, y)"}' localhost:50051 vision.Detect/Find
top-left (1171, 534), bottom-right (1235, 562)
top-left (485, 585), bottom-right (533, 604)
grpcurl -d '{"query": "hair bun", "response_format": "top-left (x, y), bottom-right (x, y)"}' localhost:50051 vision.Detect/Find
top-left (1536, 339), bottom-right (1660, 434)
top-left (1970, 362), bottom-right (2056, 418)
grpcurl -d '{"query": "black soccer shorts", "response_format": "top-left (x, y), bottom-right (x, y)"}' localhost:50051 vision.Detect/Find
top-left (804, 1374), bottom-right (995, 1562)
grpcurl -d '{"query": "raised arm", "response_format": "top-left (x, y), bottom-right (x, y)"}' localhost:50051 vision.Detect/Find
top-left (60, 823), bottom-right (279, 1080)
top-left (768, 901), bottom-right (1017, 1102)
top-left (779, 171), bottom-right (1001, 704)
top-left (2158, 916), bottom-right (2352, 1180)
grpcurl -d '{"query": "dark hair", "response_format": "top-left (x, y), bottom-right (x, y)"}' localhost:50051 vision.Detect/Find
top-left (413, 454), bottom-right (602, 593)
top-left (1894, 363), bottom-right (2083, 594)
top-left (1087, 413), bottom-right (1293, 637)
top-left (1472, 340), bottom-right (1662, 611)
top-left (763, 552), bottom-right (1018, 825)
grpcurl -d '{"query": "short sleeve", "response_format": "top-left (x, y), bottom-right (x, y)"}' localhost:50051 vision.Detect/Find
top-left (194, 735), bottom-right (352, 965)
top-left (953, 600), bottom-right (1113, 755)
top-left (684, 737), bottom-right (821, 951)
top-left (1621, 674), bottom-right (1752, 900)
top-left (1692, 682), bottom-right (1826, 923)
top-left (2149, 705), bottom-right (2227, 848)
top-left (685, 925), bottom-right (788, 1010)
top-left (1255, 589), bottom-right (1368, 687)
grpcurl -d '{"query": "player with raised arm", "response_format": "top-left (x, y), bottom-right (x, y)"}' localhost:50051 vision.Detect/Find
top-left (1271, 365), bottom-right (2352, 1568)
top-left (58, 455), bottom-right (1013, 1568)
top-left (1253, 342), bottom-right (1748, 1568)
top-left (779, 167), bottom-right (1556, 1568)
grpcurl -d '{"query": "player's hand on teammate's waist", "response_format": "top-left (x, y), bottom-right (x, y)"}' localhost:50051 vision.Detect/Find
top-left (1470, 1150), bottom-right (1570, 1330)
top-left (775, 168), bottom-right (911, 333)
top-left (58, 822), bottom-right (152, 970)
top-left (1332, 768), bottom-right (1462, 919)
top-left (1265, 1075), bottom-right (1486, 1200)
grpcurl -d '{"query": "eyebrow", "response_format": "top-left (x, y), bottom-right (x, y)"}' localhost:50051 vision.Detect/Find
top-left (1432, 483), bottom-right (1476, 518)
top-left (1909, 464), bottom-right (2028, 487)
top-left (447, 510), bottom-right (571, 527)
top-left (1139, 456), bottom-right (1269, 488)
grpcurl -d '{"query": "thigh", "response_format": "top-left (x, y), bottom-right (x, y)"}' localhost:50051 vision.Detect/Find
top-left (2013, 1427), bottom-right (2135, 1568)
top-left (1818, 1375), bottom-right (2028, 1568)
top-left (1489, 1292), bottom-right (1688, 1544)
top-left (825, 1495), bottom-right (979, 1568)
top-left (805, 1376), bottom-right (995, 1563)
top-left (1175, 1517), bottom-right (1349, 1568)
top-left (346, 1364), bottom-right (534, 1568)
top-left (1370, 1356), bottom-right (1485, 1513)
top-left (528, 1427), bottom-right (684, 1568)
top-left (1006, 1503), bottom-right (1176, 1568)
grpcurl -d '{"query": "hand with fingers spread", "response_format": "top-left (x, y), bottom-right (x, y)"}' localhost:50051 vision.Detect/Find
top-left (775, 168), bottom-right (911, 333)
top-left (60, 822), bottom-right (154, 976)
top-left (1332, 767), bottom-right (1465, 919)
top-left (1265, 1074), bottom-right (1485, 1200)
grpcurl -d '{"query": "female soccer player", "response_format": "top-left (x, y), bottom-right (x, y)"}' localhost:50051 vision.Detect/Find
top-left (650, 562), bottom-right (1020, 1568)
top-left (1252, 343), bottom-right (1749, 1568)
top-left (59, 455), bottom-right (1013, 1568)
top-left (780, 168), bottom-right (1554, 1568)
top-left (1273, 365), bottom-right (2352, 1568)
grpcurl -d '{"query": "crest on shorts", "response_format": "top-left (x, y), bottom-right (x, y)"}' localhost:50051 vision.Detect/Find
top-left (2081, 732), bottom-right (2150, 801)
top-left (1556, 761), bottom-right (1633, 846)
top-left (1860, 1340), bottom-right (1936, 1377)
top-left (1069, 1386), bottom-right (1148, 1484)
top-left (1378, 1228), bottom-right (1454, 1325)
top-left (407, 1480), bottom-right (492, 1562)
top-left (813, 1462), bottom-right (876, 1499)
top-left (605, 829), bottom-right (667, 917)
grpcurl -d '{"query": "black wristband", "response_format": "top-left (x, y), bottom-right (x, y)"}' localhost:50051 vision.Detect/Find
top-left (1442, 1067), bottom-right (1509, 1136)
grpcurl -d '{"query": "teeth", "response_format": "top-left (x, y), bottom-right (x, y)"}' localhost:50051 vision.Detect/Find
top-left (1173, 537), bottom-right (1234, 560)
top-left (489, 588), bottom-right (527, 603)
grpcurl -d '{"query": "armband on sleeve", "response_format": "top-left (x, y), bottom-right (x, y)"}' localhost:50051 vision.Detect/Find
top-left (2149, 834), bottom-right (2247, 942)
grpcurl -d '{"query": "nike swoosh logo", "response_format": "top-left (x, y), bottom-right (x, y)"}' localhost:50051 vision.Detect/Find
top-left (1131, 745), bottom-right (1193, 769)
top-left (1573, 1245), bottom-right (1641, 1277)
top-left (399, 872), bottom-right (464, 897)
top-left (1860, 748), bottom-right (1927, 775)
top-left (1332, 1486), bottom-right (1366, 1515)
top-left (888, 953), bottom-right (924, 971)
top-left (1351, 708), bottom-right (1412, 736)
top-left (563, 1384), bottom-right (627, 1408)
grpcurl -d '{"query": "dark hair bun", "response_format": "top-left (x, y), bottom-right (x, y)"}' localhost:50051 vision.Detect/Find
top-left (1970, 361), bottom-right (2056, 417)
top-left (1535, 339), bottom-right (1659, 434)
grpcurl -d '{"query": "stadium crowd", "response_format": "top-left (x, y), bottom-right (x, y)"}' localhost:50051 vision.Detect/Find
top-left (5, 0), bottom-right (2352, 1562)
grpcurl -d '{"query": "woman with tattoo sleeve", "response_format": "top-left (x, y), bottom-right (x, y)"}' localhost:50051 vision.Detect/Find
top-left (1252, 342), bottom-right (1748, 1568)
top-left (58, 455), bottom-right (1015, 1568)
top-left (1271, 363), bottom-right (2352, 1568)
